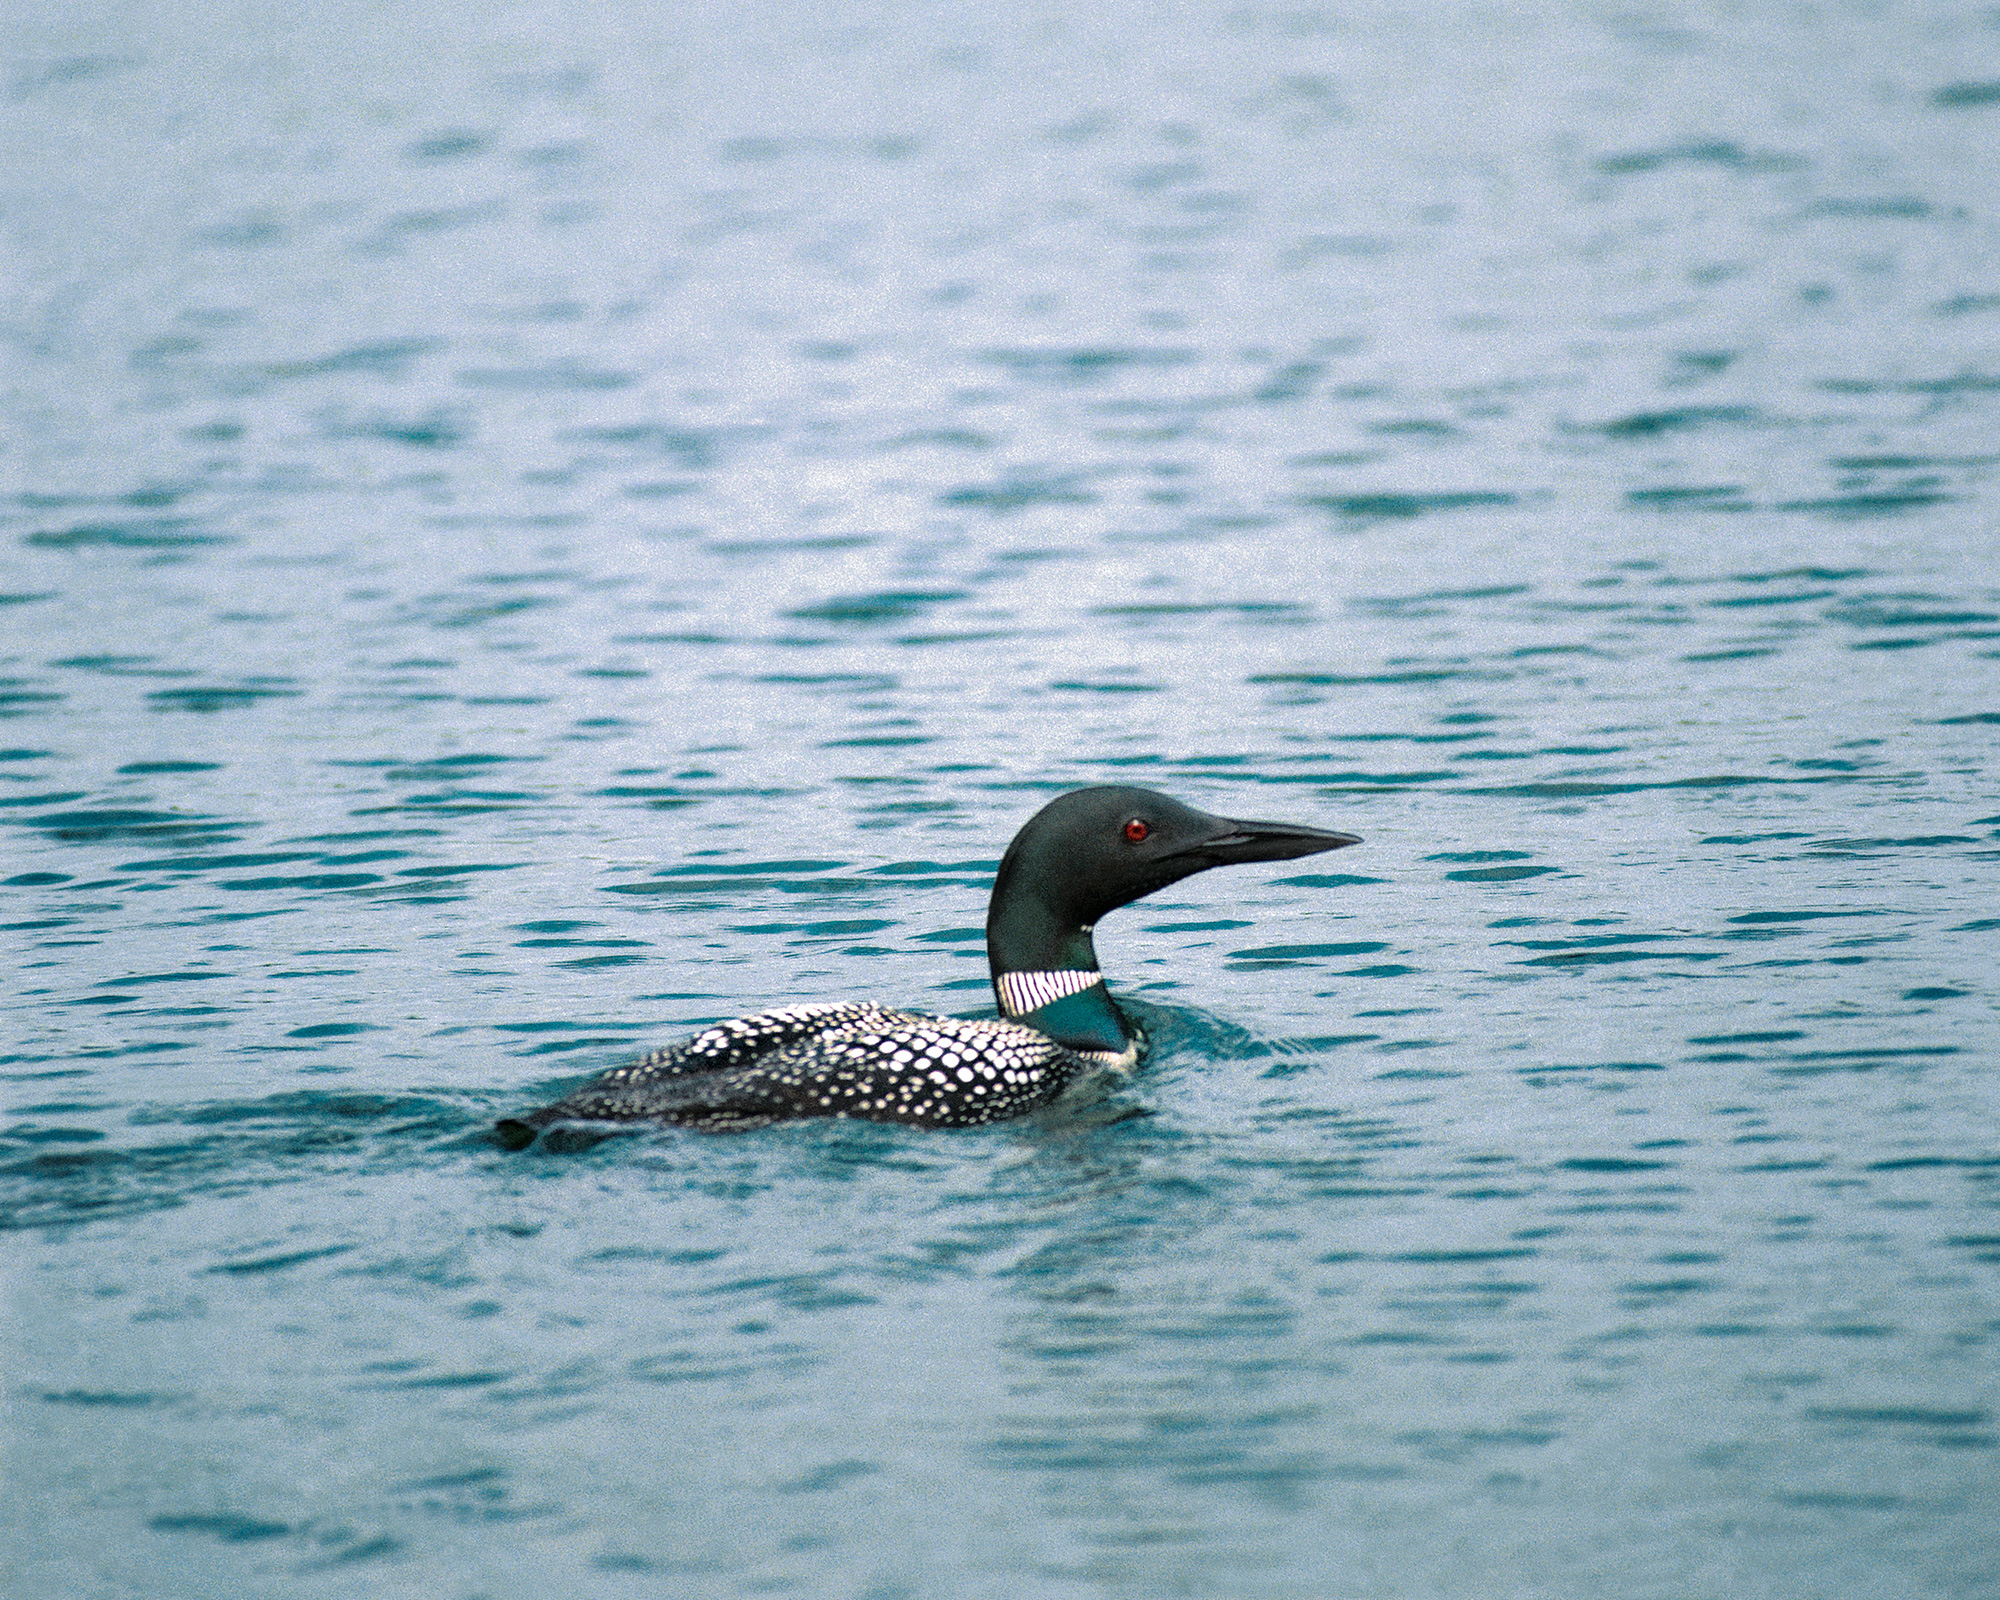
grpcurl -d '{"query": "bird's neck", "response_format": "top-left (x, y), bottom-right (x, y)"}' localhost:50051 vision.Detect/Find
top-left (986, 899), bottom-right (1130, 1056)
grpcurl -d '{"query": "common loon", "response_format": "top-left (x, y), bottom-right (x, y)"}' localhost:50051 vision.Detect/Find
top-left (495, 785), bottom-right (1359, 1144)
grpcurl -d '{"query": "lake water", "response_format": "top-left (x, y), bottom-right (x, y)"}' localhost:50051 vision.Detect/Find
top-left (4, 2), bottom-right (1999, 1595)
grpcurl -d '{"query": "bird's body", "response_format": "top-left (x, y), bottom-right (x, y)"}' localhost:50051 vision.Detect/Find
top-left (496, 786), bottom-right (1359, 1146)
top-left (504, 1002), bottom-right (1113, 1136)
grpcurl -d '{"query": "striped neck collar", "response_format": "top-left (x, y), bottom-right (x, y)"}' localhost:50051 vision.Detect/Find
top-left (994, 967), bottom-right (1105, 1020)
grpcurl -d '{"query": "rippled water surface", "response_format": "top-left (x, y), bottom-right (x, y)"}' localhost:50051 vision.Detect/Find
top-left (5, 2), bottom-right (2000, 1595)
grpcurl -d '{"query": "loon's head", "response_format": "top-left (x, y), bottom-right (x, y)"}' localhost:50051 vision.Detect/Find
top-left (985, 785), bottom-right (1361, 987)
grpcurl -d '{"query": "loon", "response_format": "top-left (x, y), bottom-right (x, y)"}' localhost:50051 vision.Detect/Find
top-left (495, 785), bottom-right (1359, 1145)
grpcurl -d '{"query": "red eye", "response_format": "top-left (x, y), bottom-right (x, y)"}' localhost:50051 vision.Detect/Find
top-left (1122, 818), bottom-right (1150, 843)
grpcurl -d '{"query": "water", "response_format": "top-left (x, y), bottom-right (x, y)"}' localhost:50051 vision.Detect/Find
top-left (4, 1), bottom-right (1999, 1594)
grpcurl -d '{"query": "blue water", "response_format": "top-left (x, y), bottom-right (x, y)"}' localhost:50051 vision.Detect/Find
top-left (5, 2), bottom-right (1999, 1594)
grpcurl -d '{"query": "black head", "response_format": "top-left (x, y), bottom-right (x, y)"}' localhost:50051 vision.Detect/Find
top-left (986, 785), bottom-right (1360, 974)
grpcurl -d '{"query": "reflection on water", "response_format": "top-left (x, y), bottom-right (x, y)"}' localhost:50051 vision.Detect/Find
top-left (4, 0), bottom-right (1999, 1595)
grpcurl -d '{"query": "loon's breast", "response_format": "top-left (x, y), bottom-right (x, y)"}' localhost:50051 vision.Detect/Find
top-left (494, 1002), bottom-right (1105, 1146)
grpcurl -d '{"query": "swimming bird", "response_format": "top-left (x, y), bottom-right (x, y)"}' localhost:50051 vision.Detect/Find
top-left (495, 785), bottom-right (1360, 1144)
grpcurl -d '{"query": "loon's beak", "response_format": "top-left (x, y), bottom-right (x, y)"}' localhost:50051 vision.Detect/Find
top-left (1187, 814), bottom-right (1362, 865)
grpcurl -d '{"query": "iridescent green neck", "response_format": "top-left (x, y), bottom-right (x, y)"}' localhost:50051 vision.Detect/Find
top-left (986, 909), bottom-right (1129, 1054)
top-left (984, 822), bottom-right (1136, 1055)
top-left (1008, 978), bottom-right (1129, 1056)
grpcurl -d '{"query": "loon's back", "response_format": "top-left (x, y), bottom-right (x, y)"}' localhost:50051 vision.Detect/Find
top-left (494, 1003), bottom-right (1095, 1145)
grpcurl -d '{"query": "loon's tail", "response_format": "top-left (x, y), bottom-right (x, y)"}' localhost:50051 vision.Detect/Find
top-left (495, 1090), bottom-right (782, 1148)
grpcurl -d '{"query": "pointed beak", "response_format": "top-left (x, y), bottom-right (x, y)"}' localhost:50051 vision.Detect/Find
top-left (1181, 814), bottom-right (1362, 866)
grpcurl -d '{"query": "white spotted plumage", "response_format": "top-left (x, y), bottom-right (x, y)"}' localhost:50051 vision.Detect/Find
top-left (501, 1004), bottom-right (1085, 1137)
